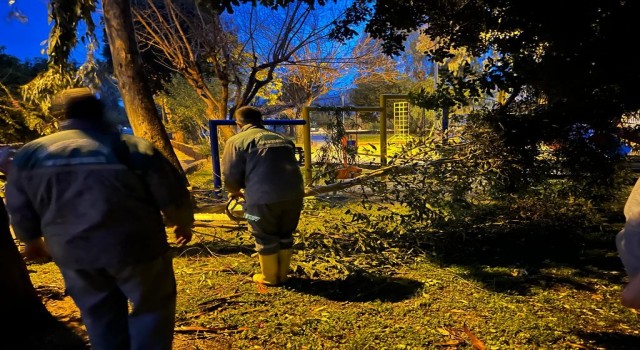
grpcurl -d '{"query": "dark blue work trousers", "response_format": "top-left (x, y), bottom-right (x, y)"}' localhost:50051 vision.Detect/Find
top-left (59, 252), bottom-right (177, 350)
top-left (244, 197), bottom-right (303, 255)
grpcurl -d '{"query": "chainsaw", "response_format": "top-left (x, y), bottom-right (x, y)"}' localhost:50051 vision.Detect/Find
top-left (225, 196), bottom-right (247, 222)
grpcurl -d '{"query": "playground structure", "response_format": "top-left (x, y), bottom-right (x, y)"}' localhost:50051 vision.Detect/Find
top-left (301, 94), bottom-right (410, 184)
top-left (207, 94), bottom-right (411, 193)
top-left (388, 101), bottom-right (413, 143)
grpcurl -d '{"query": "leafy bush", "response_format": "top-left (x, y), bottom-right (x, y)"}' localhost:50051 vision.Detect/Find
top-left (294, 118), bottom-right (628, 279)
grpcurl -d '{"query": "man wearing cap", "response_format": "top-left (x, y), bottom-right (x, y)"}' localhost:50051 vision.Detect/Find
top-left (222, 106), bottom-right (304, 286)
top-left (5, 88), bottom-right (194, 350)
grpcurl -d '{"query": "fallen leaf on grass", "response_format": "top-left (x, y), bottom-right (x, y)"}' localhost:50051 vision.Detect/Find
top-left (565, 342), bottom-right (589, 349)
top-left (463, 325), bottom-right (486, 350)
top-left (313, 306), bottom-right (328, 313)
top-left (436, 327), bottom-right (450, 335)
top-left (433, 340), bottom-right (462, 346)
top-left (257, 283), bottom-right (268, 294)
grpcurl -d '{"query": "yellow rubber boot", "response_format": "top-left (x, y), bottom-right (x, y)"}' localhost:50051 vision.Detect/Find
top-left (278, 249), bottom-right (293, 283)
top-left (253, 253), bottom-right (279, 285)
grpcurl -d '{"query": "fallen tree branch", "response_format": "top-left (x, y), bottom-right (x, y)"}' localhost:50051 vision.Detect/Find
top-left (304, 162), bottom-right (418, 196)
top-left (195, 158), bottom-right (455, 216)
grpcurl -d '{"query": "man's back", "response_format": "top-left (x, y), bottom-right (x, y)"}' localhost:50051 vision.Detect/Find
top-left (7, 126), bottom-right (178, 268)
top-left (222, 125), bottom-right (304, 205)
top-left (5, 87), bottom-right (193, 350)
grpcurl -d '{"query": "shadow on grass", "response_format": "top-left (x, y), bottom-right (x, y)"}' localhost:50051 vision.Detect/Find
top-left (429, 226), bottom-right (626, 295)
top-left (574, 331), bottom-right (640, 350)
top-left (459, 265), bottom-right (597, 295)
top-left (284, 273), bottom-right (423, 302)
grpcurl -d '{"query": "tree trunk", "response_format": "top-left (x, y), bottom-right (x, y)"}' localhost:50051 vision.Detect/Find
top-left (102, 0), bottom-right (187, 184)
top-left (204, 103), bottom-right (235, 142)
top-left (182, 70), bottom-right (235, 141)
top-left (221, 81), bottom-right (230, 120)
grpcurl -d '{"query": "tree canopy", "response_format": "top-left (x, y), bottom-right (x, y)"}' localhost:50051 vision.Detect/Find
top-left (8, 0), bottom-right (640, 184)
top-left (333, 0), bottom-right (640, 182)
top-left (0, 48), bottom-right (50, 142)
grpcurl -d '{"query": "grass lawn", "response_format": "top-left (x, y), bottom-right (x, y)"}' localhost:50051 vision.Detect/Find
top-left (28, 209), bottom-right (640, 349)
top-left (26, 165), bottom-right (640, 350)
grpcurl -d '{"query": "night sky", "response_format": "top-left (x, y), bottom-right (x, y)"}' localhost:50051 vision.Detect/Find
top-left (0, 1), bottom-right (51, 61)
top-left (1, 1), bottom-right (94, 63)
